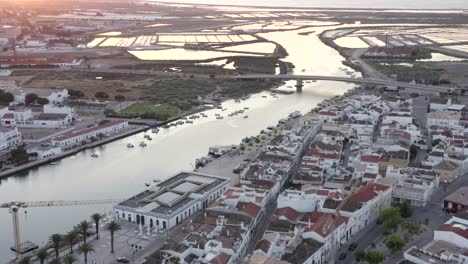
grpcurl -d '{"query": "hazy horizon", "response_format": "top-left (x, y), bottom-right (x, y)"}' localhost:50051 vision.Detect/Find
top-left (151, 0), bottom-right (468, 9)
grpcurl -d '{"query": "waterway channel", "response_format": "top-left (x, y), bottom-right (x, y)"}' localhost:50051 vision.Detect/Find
top-left (0, 25), bottom-right (360, 260)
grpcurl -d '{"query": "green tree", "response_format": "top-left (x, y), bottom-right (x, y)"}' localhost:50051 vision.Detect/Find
top-left (355, 250), bottom-right (366, 262)
top-left (63, 254), bottom-right (77, 264)
top-left (49, 259), bottom-right (61, 264)
top-left (107, 220), bottom-right (121, 253)
top-left (399, 200), bottom-right (413, 218)
top-left (49, 233), bottom-right (62, 260)
top-left (385, 234), bottom-right (405, 253)
top-left (37, 97), bottom-right (50, 105)
top-left (78, 243), bottom-right (94, 264)
top-left (65, 230), bottom-right (78, 254)
top-left (94, 91), bottom-right (109, 100)
top-left (25, 93), bottom-right (38, 105)
top-left (114, 95), bottom-right (125, 101)
top-left (403, 220), bottom-right (421, 238)
top-left (424, 218), bottom-right (430, 225)
top-left (11, 147), bottom-right (29, 164)
top-left (0, 91), bottom-right (14, 103)
top-left (36, 248), bottom-right (49, 264)
top-left (239, 144), bottom-right (246, 152)
top-left (18, 256), bottom-right (31, 264)
top-left (364, 250), bottom-right (386, 264)
top-left (91, 213), bottom-right (103, 239)
top-left (255, 137), bottom-right (261, 144)
top-left (77, 220), bottom-right (90, 243)
top-left (380, 207), bottom-right (401, 232)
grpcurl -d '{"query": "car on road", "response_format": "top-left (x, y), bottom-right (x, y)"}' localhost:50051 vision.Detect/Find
top-left (339, 253), bottom-right (347, 260)
top-left (376, 218), bottom-right (383, 225)
top-left (117, 257), bottom-right (130, 263)
top-left (348, 242), bottom-right (358, 251)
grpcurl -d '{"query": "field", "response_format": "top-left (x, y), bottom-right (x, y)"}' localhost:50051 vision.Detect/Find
top-left (118, 102), bottom-right (180, 120)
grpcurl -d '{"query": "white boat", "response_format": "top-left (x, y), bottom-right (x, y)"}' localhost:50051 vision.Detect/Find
top-left (140, 142), bottom-right (147, 147)
top-left (153, 179), bottom-right (161, 183)
top-left (216, 116), bottom-right (224, 120)
top-left (145, 183), bottom-right (150, 187)
top-left (91, 153), bottom-right (99, 158)
top-left (152, 128), bottom-right (159, 134)
top-left (244, 115), bottom-right (248, 119)
top-left (49, 161), bottom-right (60, 165)
top-left (186, 120), bottom-right (194, 124)
top-left (127, 143), bottom-right (134, 148)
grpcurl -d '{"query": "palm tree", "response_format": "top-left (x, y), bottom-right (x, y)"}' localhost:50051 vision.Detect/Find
top-left (77, 220), bottom-right (90, 243)
top-left (36, 248), bottom-right (49, 264)
top-left (79, 243), bottom-right (94, 264)
top-left (49, 233), bottom-right (62, 260)
top-left (49, 259), bottom-right (61, 264)
top-left (63, 254), bottom-right (77, 264)
top-left (107, 220), bottom-right (121, 253)
top-left (18, 256), bottom-right (31, 264)
top-left (91, 213), bottom-right (104, 239)
top-left (65, 230), bottom-right (78, 254)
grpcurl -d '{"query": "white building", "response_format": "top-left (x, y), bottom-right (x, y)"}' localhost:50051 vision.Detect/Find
top-left (0, 127), bottom-right (22, 151)
top-left (52, 120), bottom-right (128, 147)
top-left (427, 111), bottom-right (461, 129)
top-left (113, 172), bottom-right (231, 231)
top-left (382, 113), bottom-right (413, 126)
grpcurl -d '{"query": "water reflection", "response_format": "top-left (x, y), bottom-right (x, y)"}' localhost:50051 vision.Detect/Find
top-left (0, 23), bottom-right (359, 259)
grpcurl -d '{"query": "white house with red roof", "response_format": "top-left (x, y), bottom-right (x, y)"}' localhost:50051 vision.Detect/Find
top-left (383, 112), bottom-right (413, 126)
top-left (318, 110), bottom-right (342, 122)
top-left (52, 120), bottom-right (128, 147)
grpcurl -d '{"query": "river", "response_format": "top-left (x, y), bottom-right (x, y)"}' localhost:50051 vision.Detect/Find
top-left (149, 0), bottom-right (468, 10)
top-left (0, 25), bottom-right (359, 260)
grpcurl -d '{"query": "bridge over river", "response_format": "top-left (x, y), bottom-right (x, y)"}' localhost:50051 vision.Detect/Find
top-left (223, 74), bottom-right (458, 93)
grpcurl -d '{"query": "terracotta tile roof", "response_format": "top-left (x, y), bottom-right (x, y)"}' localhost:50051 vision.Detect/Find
top-left (319, 111), bottom-right (337, 116)
top-left (2, 113), bottom-right (13, 119)
top-left (363, 173), bottom-right (378, 179)
top-left (437, 224), bottom-right (468, 240)
top-left (210, 252), bottom-right (231, 264)
top-left (444, 187), bottom-right (468, 206)
top-left (361, 155), bottom-right (380, 163)
top-left (236, 202), bottom-right (261, 218)
top-left (255, 239), bottom-right (271, 253)
top-left (349, 183), bottom-right (390, 203)
top-left (303, 212), bottom-right (348, 238)
top-left (276, 207), bottom-right (301, 222)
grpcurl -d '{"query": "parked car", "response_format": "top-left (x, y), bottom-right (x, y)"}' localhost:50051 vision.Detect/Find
top-left (117, 257), bottom-right (130, 263)
top-left (338, 253), bottom-right (347, 260)
top-left (376, 218), bottom-right (384, 225)
top-left (348, 242), bottom-right (358, 251)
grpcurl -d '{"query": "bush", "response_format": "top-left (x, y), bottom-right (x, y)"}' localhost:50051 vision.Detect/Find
top-left (25, 93), bottom-right (38, 105)
top-left (37, 97), bottom-right (49, 105)
top-left (95, 91), bottom-right (109, 100)
top-left (114, 95), bottom-right (125, 101)
top-left (385, 234), bottom-right (405, 253)
top-left (399, 200), bottom-right (413, 218)
top-left (364, 250), bottom-right (386, 264)
top-left (0, 91), bottom-right (14, 103)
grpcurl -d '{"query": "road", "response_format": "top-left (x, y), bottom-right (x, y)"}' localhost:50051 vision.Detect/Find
top-left (16, 68), bottom-right (461, 93)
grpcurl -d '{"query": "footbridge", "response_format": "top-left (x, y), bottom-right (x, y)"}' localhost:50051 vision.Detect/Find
top-left (223, 74), bottom-right (458, 93)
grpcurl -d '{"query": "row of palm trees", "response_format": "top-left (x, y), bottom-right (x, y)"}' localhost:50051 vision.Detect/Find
top-left (17, 213), bottom-right (122, 264)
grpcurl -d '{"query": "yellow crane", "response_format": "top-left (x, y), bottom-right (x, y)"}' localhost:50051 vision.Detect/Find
top-left (0, 199), bottom-right (122, 259)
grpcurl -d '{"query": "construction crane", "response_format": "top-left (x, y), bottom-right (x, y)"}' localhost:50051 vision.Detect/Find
top-left (323, 178), bottom-right (362, 264)
top-left (0, 199), bottom-right (123, 259)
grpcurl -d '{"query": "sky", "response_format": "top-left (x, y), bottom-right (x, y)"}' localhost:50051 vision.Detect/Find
top-left (154, 0), bottom-right (468, 9)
